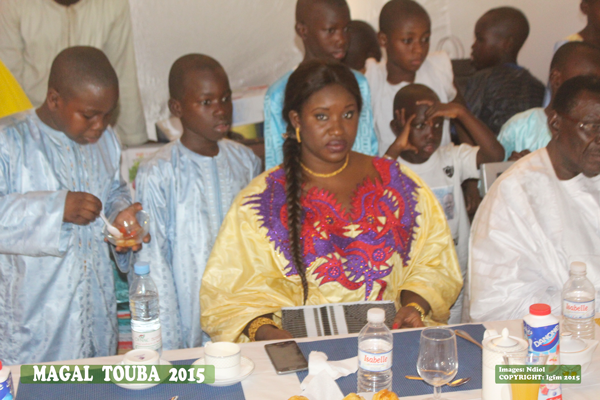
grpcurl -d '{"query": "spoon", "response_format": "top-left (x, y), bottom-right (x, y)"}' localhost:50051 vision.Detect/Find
top-left (404, 376), bottom-right (471, 387)
top-left (454, 329), bottom-right (483, 349)
top-left (100, 212), bottom-right (123, 238)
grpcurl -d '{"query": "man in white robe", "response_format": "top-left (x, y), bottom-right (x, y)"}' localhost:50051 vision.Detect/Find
top-left (0, 0), bottom-right (147, 146)
top-left (469, 75), bottom-right (600, 322)
top-left (0, 47), bottom-right (144, 364)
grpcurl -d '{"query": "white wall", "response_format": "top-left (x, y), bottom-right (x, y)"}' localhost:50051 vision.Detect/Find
top-left (129, 0), bottom-right (585, 140)
top-left (129, 0), bottom-right (450, 139)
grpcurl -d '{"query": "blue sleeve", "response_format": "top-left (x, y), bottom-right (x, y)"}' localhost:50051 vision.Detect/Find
top-left (353, 71), bottom-right (378, 156)
top-left (0, 188), bottom-right (72, 257)
top-left (0, 131), bottom-right (72, 257)
top-left (497, 122), bottom-right (517, 161)
top-left (134, 161), bottom-right (183, 350)
top-left (104, 131), bottom-right (133, 271)
top-left (263, 76), bottom-right (289, 170)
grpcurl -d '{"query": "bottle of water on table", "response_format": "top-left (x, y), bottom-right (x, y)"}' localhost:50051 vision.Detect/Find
top-left (562, 261), bottom-right (596, 339)
top-left (130, 261), bottom-right (162, 354)
top-left (357, 308), bottom-right (393, 393)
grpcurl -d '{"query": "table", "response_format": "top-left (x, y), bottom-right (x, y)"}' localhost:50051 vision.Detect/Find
top-left (10, 320), bottom-right (600, 399)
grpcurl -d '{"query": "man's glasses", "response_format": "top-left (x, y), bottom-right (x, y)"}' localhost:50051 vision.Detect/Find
top-left (558, 111), bottom-right (600, 136)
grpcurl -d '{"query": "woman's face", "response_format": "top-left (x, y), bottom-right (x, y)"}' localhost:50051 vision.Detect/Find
top-left (290, 84), bottom-right (359, 168)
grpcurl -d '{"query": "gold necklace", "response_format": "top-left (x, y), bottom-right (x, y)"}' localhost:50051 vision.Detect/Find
top-left (301, 154), bottom-right (350, 178)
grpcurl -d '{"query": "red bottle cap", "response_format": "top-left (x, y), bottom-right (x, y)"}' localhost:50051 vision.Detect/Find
top-left (529, 303), bottom-right (551, 316)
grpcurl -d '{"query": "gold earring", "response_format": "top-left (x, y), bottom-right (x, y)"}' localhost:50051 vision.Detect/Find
top-left (296, 127), bottom-right (301, 143)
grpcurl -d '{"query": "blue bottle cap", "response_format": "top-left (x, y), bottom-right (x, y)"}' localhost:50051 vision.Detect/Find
top-left (134, 262), bottom-right (150, 275)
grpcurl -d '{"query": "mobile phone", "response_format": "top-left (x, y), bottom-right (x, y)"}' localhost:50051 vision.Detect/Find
top-left (264, 340), bottom-right (309, 374)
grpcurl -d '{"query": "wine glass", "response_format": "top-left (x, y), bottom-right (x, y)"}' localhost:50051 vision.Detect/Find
top-left (417, 328), bottom-right (458, 400)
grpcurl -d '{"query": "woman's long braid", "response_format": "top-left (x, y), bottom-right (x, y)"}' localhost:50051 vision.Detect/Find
top-left (282, 136), bottom-right (309, 304)
top-left (281, 59), bottom-right (362, 304)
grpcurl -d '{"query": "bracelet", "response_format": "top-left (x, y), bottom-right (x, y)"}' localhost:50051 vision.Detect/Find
top-left (405, 302), bottom-right (426, 321)
top-left (247, 317), bottom-right (279, 342)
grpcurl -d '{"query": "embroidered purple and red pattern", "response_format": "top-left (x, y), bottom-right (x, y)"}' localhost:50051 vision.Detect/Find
top-left (245, 158), bottom-right (420, 300)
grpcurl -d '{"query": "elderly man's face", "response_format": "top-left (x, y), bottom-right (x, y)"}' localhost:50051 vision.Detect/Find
top-left (553, 90), bottom-right (600, 178)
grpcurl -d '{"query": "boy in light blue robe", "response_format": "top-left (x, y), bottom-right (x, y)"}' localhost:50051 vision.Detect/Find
top-left (0, 47), bottom-right (147, 365)
top-left (134, 55), bottom-right (261, 350)
top-left (263, 0), bottom-right (377, 170)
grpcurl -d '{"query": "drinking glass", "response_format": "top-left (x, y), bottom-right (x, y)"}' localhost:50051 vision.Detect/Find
top-left (503, 353), bottom-right (548, 400)
top-left (417, 328), bottom-right (458, 400)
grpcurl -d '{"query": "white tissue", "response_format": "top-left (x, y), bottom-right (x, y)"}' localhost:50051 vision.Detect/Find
top-left (299, 371), bottom-right (345, 400)
top-left (300, 351), bottom-right (358, 390)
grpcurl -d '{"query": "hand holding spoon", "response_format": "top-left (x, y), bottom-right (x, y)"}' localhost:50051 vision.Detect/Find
top-left (100, 211), bottom-right (123, 238)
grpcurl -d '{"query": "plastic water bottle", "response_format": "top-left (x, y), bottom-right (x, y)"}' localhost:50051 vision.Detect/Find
top-left (0, 361), bottom-right (13, 400)
top-left (130, 261), bottom-right (162, 354)
top-left (562, 261), bottom-right (596, 340)
top-left (357, 308), bottom-right (393, 393)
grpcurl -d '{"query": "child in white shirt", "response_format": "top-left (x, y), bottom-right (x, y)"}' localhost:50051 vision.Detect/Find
top-left (385, 84), bottom-right (504, 323)
top-left (366, 0), bottom-right (456, 155)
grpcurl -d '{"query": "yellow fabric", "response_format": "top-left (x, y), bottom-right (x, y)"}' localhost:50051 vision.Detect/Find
top-left (564, 33), bottom-right (583, 43)
top-left (0, 59), bottom-right (32, 119)
top-left (200, 163), bottom-right (462, 342)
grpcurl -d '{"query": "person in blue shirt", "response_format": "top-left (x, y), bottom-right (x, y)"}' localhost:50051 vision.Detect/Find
top-left (263, 0), bottom-right (378, 170)
top-left (498, 42), bottom-right (600, 161)
top-left (0, 47), bottom-right (147, 364)
top-left (134, 54), bottom-right (261, 350)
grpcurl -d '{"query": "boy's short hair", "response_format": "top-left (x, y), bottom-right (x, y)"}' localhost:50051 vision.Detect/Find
top-left (482, 7), bottom-right (529, 54)
top-left (393, 83), bottom-right (439, 113)
top-left (344, 20), bottom-right (382, 70)
top-left (169, 54), bottom-right (225, 100)
top-left (295, 0), bottom-right (348, 24)
top-left (379, 0), bottom-right (430, 36)
top-left (550, 42), bottom-right (600, 72)
top-left (48, 46), bottom-right (118, 99)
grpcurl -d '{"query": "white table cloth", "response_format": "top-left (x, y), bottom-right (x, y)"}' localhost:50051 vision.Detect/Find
top-left (9, 320), bottom-right (600, 399)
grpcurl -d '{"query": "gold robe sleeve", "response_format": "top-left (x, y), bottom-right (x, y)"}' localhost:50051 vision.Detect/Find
top-left (200, 171), bottom-right (304, 342)
top-left (391, 165), bottom-right (463, 324)
top-left (200, 164), bottom-right (463, 342)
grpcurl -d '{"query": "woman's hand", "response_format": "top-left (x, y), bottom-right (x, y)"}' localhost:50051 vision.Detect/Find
top-left (255, 324), bottom-right (294, 341)
top-left (393, 290), bottom-right (431, 329)
top-left (393, 306), bottom-right (425, 329)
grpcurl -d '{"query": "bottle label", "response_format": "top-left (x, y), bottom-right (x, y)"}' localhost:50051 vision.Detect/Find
top-left (0, 372), bottom-right (13, 400)
top-left (523, 321), bottom-right (560, 357)
top-left (523, 321), bottom-right (562, 400)
top-left (132, 327), bottom-right (162, 352)
top-left (563, 299), bottom-right (595, 319)
top-left (358, 349), bottom-right (393, 372)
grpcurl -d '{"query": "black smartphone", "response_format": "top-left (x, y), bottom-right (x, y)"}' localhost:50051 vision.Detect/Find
top-left (264, 340), bottom-right (309, 374)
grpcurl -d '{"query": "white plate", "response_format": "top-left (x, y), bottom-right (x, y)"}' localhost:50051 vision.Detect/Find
top-left (115, 359), bottom-right (172, 390)
top-left (192, 356), bottom-right (255, 387)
